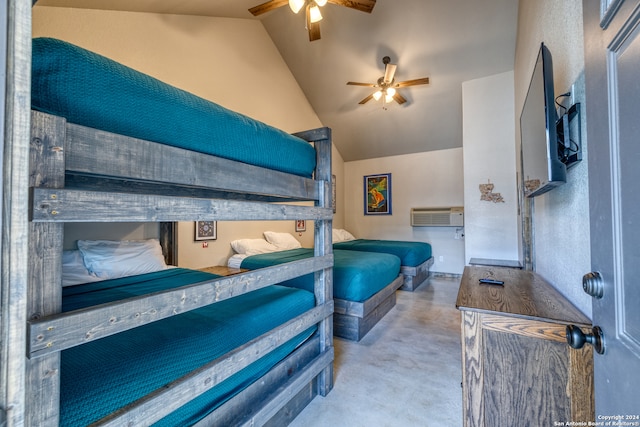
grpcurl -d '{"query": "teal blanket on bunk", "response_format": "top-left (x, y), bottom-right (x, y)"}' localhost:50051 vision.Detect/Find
top-left (61, 268), bottom-right (315, 426)
top-left (333, 239), bottom-right (432, 267)
top-left (31, 37), bottom-right (316, 178)
top-left (241, 249), bottom-right (401, 302)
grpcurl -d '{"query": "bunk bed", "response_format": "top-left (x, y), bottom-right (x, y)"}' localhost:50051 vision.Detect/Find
top-left (232, 238), bottom-right (403, 341)
top-left (21, 37), bottom-right (335, 426)
top-left (333, 229), bottom-right (434, 291)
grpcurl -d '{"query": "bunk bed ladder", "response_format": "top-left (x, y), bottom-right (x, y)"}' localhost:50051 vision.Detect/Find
top-left (26, 112), bottom-right (66, 426)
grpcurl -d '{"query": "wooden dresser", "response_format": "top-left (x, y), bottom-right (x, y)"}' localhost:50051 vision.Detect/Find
top-left (456, 266), bottom-right (594, 426)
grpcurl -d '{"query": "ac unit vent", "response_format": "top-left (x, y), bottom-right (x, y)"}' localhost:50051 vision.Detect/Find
top-left (411, 207), bottom-right (464, 227)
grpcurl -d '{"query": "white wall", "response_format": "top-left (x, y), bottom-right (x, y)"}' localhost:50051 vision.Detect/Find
top-left (344, 148), bottom-right (465, 274)
top-left (462, 71), bottom-right (519, 264)
top-left (33, 7), bottom-right (345, 269)
top-left (515, 0), bottom-right (591, 317)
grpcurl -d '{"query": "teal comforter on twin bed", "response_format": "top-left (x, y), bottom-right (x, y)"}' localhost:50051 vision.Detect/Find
top-left (240, 248), bottom-right (401, 302)
top-left (333, 239), bottom-right (432, 267)
top-left (31, 37), bottom-right (316, 178)
top-left (60, 268), bottom-right (315, 426)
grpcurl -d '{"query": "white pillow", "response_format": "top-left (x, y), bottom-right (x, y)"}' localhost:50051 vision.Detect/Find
top-left (77, 239), bottom-right (168, 279)
top-left (333, 229), bottom-right (356, 243)
top-left (263, 231), bottom-right (302, 250)
top-left (62, 250), bottom-right (103, 287)
top-left (339, 229), bottom-right (356, 241)
top-left (230, 238), bottom-right (279, 255)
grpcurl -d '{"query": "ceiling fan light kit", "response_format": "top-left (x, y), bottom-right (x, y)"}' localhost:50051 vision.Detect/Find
top-left (250, 0), bottom-right (376, 41)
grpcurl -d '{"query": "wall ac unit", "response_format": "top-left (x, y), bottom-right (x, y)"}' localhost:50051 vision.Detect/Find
top-left (411, 207), bottom-right (464, 227)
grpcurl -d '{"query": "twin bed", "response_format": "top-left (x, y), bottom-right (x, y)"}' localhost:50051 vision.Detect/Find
top-left (240, 247), bottom-right (402, 342)
top-left (60, 267), bottom-right (316, 426)
top-left (229, 230), bottom-right (433, 341)
top-left (332, 229), bottom-right (434, 291)
top-left (23, 37), bottom-right (335, 426)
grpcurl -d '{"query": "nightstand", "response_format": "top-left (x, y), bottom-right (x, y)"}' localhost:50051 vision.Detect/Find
top-left (198, 265), bottom-right (248, 276)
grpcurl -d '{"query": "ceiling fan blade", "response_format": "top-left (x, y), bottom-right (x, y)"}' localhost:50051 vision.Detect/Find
top-left (249, 0), bottom-right (289, 16)
top-left (327, 0), bottom-right (376, 13)
top-left (306, 7), bottom-right (322, 41)
top-left (395, 77), bottom-right (430, 88)
top-left (383, 63), bottom-right (397, 84)
top-left (359, 93), bottom-right (375, 104)
top-left (347, 81), bottom-right (376, 87)
top-left (392, 92), bottom-right (407, 105)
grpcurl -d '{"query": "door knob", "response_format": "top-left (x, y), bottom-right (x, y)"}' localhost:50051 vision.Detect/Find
top-left (583, 271), bottom-right (604, 298)
top-left (566, 324), bottom-right (605, 354)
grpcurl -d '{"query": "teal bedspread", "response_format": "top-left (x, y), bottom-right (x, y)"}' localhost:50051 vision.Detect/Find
top-left (241, 249), bottom-right (401, 302)
top-left (31, 38), bottom-right (316, 178)
top-left (333, 239), bottom-right (432, 267)
top-left (61, 268), bottom-right (315, 426)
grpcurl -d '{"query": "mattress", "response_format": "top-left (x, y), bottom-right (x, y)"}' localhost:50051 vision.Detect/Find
top-left (60, 268), bottom-right (315, 426)
top-left (241, 248), bottom-right (401, 302)
top-left (334, 239), bottom-right (432, 267)
top-left (31, 37), bottom-right (317, 178)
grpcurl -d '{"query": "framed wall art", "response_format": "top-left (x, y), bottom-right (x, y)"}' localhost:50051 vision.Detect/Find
top-left (194, 221), bottom-right (217, 241)
top-left (364, 173), bottom-right (392, 215)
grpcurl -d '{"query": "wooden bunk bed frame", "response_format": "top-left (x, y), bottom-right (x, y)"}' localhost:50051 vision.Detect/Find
top-left (333, 274), bottom-right (403, 341)
top-left (5, 97), bottom-right (335, 425)
top-left (400, 256), bottom-right (434, 291)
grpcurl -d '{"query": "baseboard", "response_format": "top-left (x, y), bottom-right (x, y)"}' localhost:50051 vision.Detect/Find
top-left (430, 271), bottom-right (462, 279)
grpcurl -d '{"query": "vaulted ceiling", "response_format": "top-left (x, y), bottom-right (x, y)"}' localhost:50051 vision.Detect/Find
top-left (36, 0), bottom-right (519, 161)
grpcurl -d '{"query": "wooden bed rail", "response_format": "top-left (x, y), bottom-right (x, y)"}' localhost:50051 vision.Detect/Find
top-left (30, 188), bottom-right (333, 223)
top-left (27, 256), bottom-right (333, 358)
top-left (63, 117), bottom-right (328, 203)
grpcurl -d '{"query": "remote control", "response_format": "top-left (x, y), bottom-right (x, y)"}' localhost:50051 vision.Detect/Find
top-left (479, 278), bottom-right (504, 286)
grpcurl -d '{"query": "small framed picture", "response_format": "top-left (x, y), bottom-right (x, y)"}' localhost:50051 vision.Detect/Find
top-left (364, 173), bottom-right (392, 215)
top-left (195, 221), bottom-right (217, 241)
top-left (295, 219), bottom-right (306, 232)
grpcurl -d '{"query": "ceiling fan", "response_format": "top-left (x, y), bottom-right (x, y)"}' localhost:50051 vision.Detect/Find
top-left (249, 0), bottom-right (376, 41)
top-left (347, 56), bottom-right (430, 106)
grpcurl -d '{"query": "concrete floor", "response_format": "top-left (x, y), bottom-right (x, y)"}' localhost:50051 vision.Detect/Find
top-left (289, 276), bottom-right (463, 427)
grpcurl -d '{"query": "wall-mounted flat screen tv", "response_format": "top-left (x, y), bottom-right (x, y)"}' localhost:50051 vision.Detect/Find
top-left (520, 43), bottom-right (566, 197)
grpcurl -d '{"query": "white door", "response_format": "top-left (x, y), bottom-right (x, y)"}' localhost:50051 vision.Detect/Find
top-left (583, 0), bottom-right (640, 416)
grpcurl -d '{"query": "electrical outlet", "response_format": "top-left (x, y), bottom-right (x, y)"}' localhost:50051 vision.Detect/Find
top-left (439, 255), bottom-right (444, 263)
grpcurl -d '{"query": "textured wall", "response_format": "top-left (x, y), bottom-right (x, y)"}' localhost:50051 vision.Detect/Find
top-left (515, 0), bottom-right (591, 317)
top-left (462, 71), bottom-right (519, 264)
